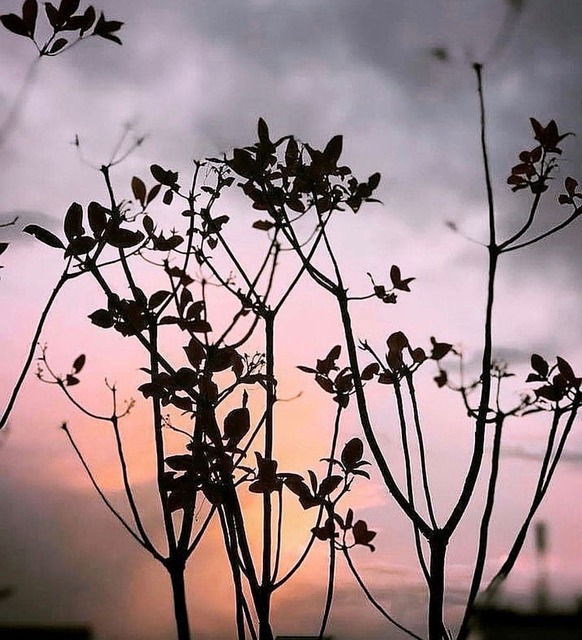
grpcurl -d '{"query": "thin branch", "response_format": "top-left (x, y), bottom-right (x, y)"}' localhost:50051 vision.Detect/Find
top-left (500, 205), bottom-right (582, 253)
top-left (444, 63), bottom-right (498, 537)
top-left (61, 422), bottom-right (151, 553)
top-left (273, 402), bottom-right (343, 590)
top-left (484, 401), bottom-right (579, 596)
top-left (1, 270), bottom-right (73, 430)
top-left (342, 547), bottom-right (423, 640)
top-left (110, 402), bottom-right (162, 561)
top-left (405, 373), bottom-right (438, 529)
top-left (457, 414), bottom-right (504, 638)
top-left (318, 533), bottom-right (336, 640)
top-left (498, 184), bottom-right (542, 250)
top-left (394, 380), bottom-right (430, 582)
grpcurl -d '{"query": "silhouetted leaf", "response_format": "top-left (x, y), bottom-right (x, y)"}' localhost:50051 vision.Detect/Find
top-left (131, 176), bottom-right (146, 206)
top-left (229, 148), bottom-right (257, 179)
top-left (361, 362), bottom-right (379, 380)
top-left (285, 137), bottom-right (299, 166)
top-left (148, 290), bottom-right (170, 310)
top-left (430, 337), bottom-right (453, 361)
top-left (535, 385), bottom-right (561, 402)
top-left (23, 224), bottom-right (64, 249)
top-left (22, 0), bottom-right (38, 37)
top-left (378, 371), bottom-right (394, 385)
top-left (284, 476), bottom-right (319, 509)
top-left (79, 5), bottom-right (95, 35)
top-left (65, 374), bottom-right (79, 386)
top-left (297, 365), bottom-right (317, 374)
top-left (334, 369), bottom-right (353, 393)
top-left (318, 475), bottom-right (342, 497)
top-left (189, 320), bottom-right (212, 333)
top-left (0, 13), bottom-right (29, 37)
top-left (223, 407), bottom-right (250, 446)
top-left (565, 176), bottom-right (578, 196)
top-left (249, 452), bottom-right (281, 494)
top-left (323, 134), bottom-right (343, 166)
top-left (150, 164), bottom-right (178, 186)
top-left (434, 370), bottom-right (448, 388)
top-left (92, 11), bottom-right (123, 45)
top-left (387, 331), bottom-right (408, 352)
top-left (88, 201), bottom-right (108, 237)
top-left (44, 2), bottom-right (60, 28)
top-left (0, 243), bottom-right (8, 256)
top-left (171, 396), bottom-right (193, 412)
top-left (65, 235), bottom-right (96, 257)
top-left (60, 0), bottom-right (80, 17)
top-left (531, 354), bottom-right (549, 377)
top-left (72, 354), bottom-right (86, 374)
top-left (106, 227), bottom-right (144, 249)
top-left (165, 454), bottom-right (193, 472)
top-left (88, 308), bottom-right (114, 328)
top-left (412, 347), bottom-right (427, 364)
top-left (312, 517), bottom-right (338, 541)
top-left (390, 265), bottom-right (415, 292)
top-left (49, 38), bottom-right (68, 54)
top-left (352, 520), bottom-right (376, 551)
top-left (341, 437), bottom-right (363, 470)
top-left (315, 375), bottom-right (334, 394)
top-left (556, 356), bottom-right (576, 383)
top-left (64, 202), bottom-right (84, 240)
top-left (61, 15), bottom-right (85, 31)
top-left (257, 117), bottom-right (271, 149)
top-left (316, 345), bottom-right (341, 375)
top-left (146, 183), bottom-right (161, 205)
top-left (253, 220), bottom-right (274, 231)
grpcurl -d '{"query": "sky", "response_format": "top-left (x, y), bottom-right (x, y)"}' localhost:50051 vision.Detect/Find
top-left (1, 0), bottom-right (582, 638)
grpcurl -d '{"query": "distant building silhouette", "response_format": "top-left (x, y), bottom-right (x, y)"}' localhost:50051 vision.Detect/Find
top-left (276, 636), bottom-right (333, 640)
top-left (470, 522), bottom-right (582, 639)
top-left (0, 626), bottom-right (92, 639)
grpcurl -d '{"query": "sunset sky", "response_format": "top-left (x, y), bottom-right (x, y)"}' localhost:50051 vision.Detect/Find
top-left (2, 1), bottom-right (582, 638)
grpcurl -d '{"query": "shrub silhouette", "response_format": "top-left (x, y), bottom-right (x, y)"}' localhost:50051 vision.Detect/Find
top-left (2, 4), bottom-right (582, 640)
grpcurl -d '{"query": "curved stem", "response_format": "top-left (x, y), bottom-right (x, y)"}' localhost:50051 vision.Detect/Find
top-left (406, 373), bottom-right (438, 529)
top-left (337, 291), bottom-right (431, 537)
top-left (485, 402), bottom-right (579, 596)
top-left (457, 414), bottom-right (504, 639)
top-left (1, 271), bottom-right (70, 430)
top-left (318, 535), bottom-right (336, 640)
top-left (273, 403), bottom-right (343, 590)
top-left (444, 64), bottom-right (497, 537)
top-left (62, 423), bottom-right (149, 552)
top-left (342, 547), bottom-right (423, 640)
top-left (111, 411), bottom-right (161, 560)
top-left (394, 380), bottom-right (430, 582)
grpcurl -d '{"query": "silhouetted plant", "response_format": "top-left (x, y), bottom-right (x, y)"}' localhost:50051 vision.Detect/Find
top-left (11, 125), bottom-right (374, 640)
top-left (0, 0), bottom-right (123, 275)
top-left (215, 66), bottom-right (582, 640)
top-left (2, 4), bottom-right (582, 640)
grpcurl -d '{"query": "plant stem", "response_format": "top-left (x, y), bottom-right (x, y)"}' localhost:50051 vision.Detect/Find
top-left (444, 63), bottom-right (498, 537)
top-left (169, 561), bottom-right (191, 640)
top-left (318, 536), bottom-right (336, 640)
top-left (1, 271), bottom-right (70, 430)
top-left (428, 533), bottom-right (447, 640)
top-left (457, 414), bottom-right (504, 639)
